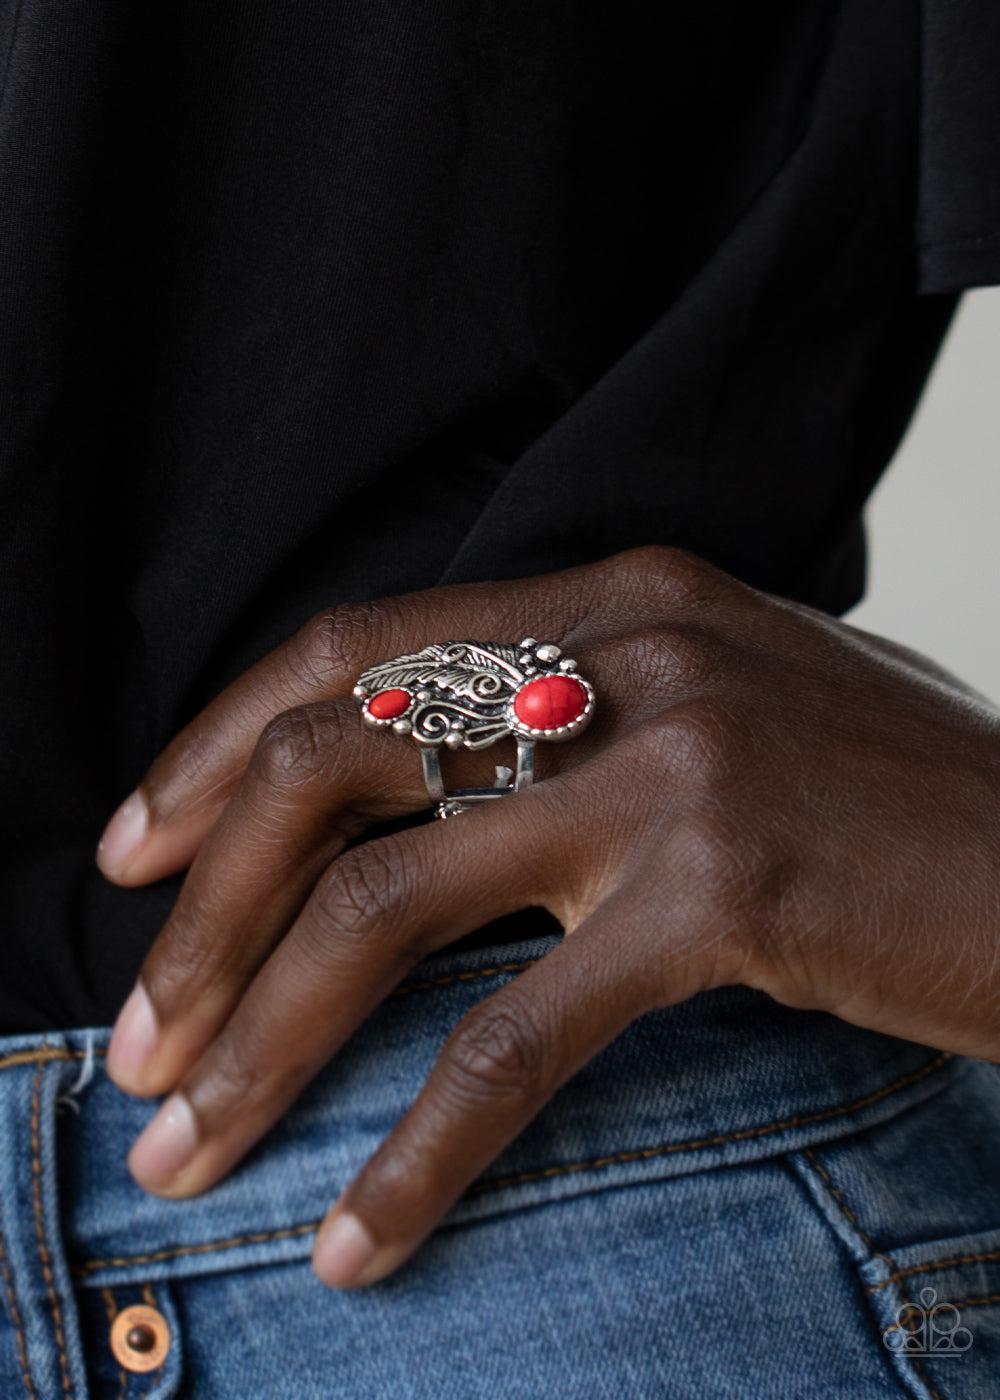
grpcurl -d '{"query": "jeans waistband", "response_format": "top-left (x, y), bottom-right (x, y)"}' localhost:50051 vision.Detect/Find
top-left (0, 932), bottom-right (960, 1302)
top-left (0, 929), bottom-right (965, 1398)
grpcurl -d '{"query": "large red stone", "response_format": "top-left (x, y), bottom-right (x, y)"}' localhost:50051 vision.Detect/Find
top-left (513, 674), bottom-right (587, 729)
top-left (367, 687), bottom-right (412, 720)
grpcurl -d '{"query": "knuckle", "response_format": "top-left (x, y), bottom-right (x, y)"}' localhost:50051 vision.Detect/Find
top-left (253, 703), bottom-right (343, 789)
top-left (444, 1002), bottom-right (546, 1102)
top-left (192, 1021), bottom-right (268, 1110)
top-left (352, 1134), bottom-right (441, 1225)
top-left (309, 842), bottom-right (411, 952)
top-left (646, 697), bottom-right (741, 787)
top-left (293, 600), bottom-right (392, 689)
top-left (616, 542), bottom-right (686, 578)
top-left (623, 624), bottom-right (719, 697)
top-left (610, 544), bottom-right (731, 609)
top-left (141, 884), bottom-right (264, 1011)
top-left (675, 806), bottom-right (751, 896)
top-left (143, 911), bottom-right (219, 1001)
top-left (144, 724), bottom-right (236, 824)
top-left (165, 735), bottom-right (216, 797)
top-left (672, 805), bottom-right (799, 948)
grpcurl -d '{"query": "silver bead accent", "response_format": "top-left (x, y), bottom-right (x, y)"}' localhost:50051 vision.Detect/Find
top-left (355, 638), bottom-right (595, 812)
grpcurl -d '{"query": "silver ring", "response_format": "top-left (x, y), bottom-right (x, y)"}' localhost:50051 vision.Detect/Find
top-left (354, 638), bottom-right (596, 818)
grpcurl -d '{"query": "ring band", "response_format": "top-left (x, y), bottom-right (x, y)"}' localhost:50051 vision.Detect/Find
top-left (354, 638), bottom-right (595, 818)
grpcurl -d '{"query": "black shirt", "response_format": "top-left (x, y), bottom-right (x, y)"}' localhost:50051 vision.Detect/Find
top-left (1, 0), bottom-right (998, 1032)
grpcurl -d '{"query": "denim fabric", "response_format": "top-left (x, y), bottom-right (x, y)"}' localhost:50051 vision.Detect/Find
top-left (1, 931), bottom-right (999, 1398)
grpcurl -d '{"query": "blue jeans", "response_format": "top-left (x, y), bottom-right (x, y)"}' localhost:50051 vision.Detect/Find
top-left (1, 931), bottom-right (999, 1398)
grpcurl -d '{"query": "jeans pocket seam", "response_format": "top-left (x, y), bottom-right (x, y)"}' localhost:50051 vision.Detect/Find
top-left (30, 1053), bottom-right (73, 1399)
top-left (870, 1248), bottom-right (1000, 1296)
top-left (791, 1147), bottom-right (943, 1400)
top-left (0, 1222), bottom-right (36, 1400)
top-left (801, 1146), bottom-right (896, 1274)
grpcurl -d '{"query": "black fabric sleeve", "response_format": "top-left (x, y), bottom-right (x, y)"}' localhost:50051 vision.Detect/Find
top-left (917, 0), bottom-right (1000, 293)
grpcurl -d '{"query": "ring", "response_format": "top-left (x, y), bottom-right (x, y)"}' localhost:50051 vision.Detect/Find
top-left (354, 638), bottom-right (595, 819)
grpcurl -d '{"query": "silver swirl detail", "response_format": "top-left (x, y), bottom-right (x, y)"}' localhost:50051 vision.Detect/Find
top-left (356, 638), bottom-right (580, 750)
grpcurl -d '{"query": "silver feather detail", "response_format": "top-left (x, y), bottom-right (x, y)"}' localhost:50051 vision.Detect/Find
top-left (357, 641), bottom-right (528, 749)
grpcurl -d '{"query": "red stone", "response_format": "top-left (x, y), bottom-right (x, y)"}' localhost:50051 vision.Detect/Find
top-left (367, 688), bottom-right (412, 720)
top-left (513, 674), bottom-right (587, 729)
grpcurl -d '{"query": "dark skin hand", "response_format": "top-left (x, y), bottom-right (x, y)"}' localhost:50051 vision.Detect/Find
top-left (97, 546), bottom-right (1000, 1288)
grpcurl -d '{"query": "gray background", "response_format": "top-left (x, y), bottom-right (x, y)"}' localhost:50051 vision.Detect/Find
top-left (848, 289), bottom-right (1000, 703)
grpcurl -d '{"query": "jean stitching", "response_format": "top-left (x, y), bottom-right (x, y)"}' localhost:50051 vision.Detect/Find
top-left (392, 960), bottom-right (537, 996)
top-left (0, 1223), bottom-right (36, 1399)
top-left (472, 1053), bottom-right (952, 1195)
top-left (939, 1290), bottom-right (1000, 1310)
top-left (30, 1054), bottom-right (73, 1398)
top-left (74, 1222), bottom-right (321, 1278)
top-left (0, 1049), bottom-right (89, 1074)
top-left (869, 1246), bottom-right (1000, 1294)
top-left (100, 1288), bottom-right (127, 1400)
top-left (801, 1147), bottom-right (895, 1272)
top-left (801, 1148), bottom-right (943, 1400)
top-left (72, 1050), bottom-right (952, 1278)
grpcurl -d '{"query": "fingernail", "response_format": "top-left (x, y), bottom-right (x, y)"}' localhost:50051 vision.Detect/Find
top-left (107, 982), bottom-right (158, 1092)
top-left (97, 790), bottom-right (148, 878)
top-left (128, 1093), bottom-right (198, 1191)
top-left (313, 1211), bottom-right (377, 1289)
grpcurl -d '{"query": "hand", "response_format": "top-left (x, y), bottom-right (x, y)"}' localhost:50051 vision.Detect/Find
top-left (98, 546), bottom-right (1000, 1288)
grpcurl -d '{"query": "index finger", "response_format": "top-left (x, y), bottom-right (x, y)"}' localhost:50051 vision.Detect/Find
top-left (96, 566), bottom-right (601, 886)
top-left (95, 546), bottom-right (725, 886)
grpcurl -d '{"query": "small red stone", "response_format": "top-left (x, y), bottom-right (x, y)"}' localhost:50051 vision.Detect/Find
top-left (367, 688), bottom-right (412, 720)
top-left (513, 674), bottom-right (588, 730)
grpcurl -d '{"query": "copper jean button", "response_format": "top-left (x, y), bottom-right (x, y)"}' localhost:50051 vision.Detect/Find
top-left (110, 1304), bottom-right (171, 1373)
